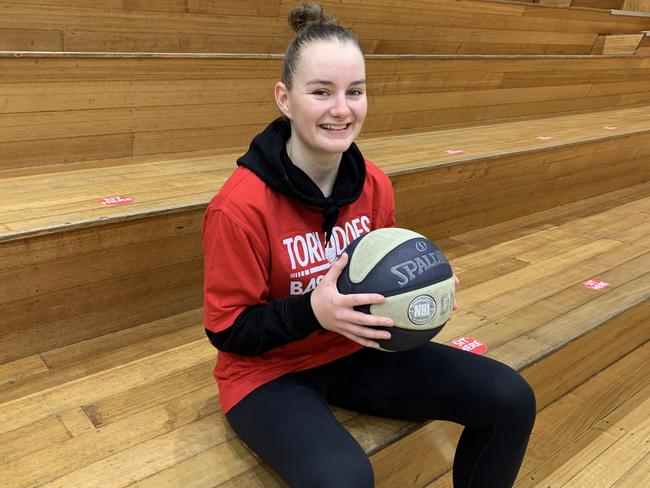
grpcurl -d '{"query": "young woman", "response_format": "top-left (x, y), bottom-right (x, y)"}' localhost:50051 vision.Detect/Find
top-left (202, 4), bottom-right (536, 487)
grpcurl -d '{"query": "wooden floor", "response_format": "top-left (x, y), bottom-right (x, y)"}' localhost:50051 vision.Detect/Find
top-left (425, 340), bottom-right (650, 487)
top-left (0, 183), bottom-right (648, 487)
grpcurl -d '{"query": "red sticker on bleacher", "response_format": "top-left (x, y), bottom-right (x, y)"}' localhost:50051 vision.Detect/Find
top-left (584, 279), bottom-right (609, 291)
top-left (602, 126), bottom-right (618, 130)
top-left (536, 136), bottom-right (554, 141)
top-left (451, 337), bottom-right (488, 355)
top-left (445, 149), bottom-right (466, 155)
top-left (99, 196), bottom-right (134, 206)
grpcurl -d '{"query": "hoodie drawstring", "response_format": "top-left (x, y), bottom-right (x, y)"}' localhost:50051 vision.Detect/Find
top-left (322, 205), bottom-right (340, 246)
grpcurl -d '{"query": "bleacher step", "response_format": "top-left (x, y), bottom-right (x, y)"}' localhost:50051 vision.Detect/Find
top-left (0, 309), bottom-right (204, 404)
top-left (2, 105), bottom-right (649, 242)
top-left (424, 340), bottom-right (650, 487)
top-left (2, 53), bottom-right (650, 173)
top-left (2, 0), bottom-right (650, 55)
top-left (589, 33), bottom-right (645, 54)
top-left (0, 188), bottom-right (647, 487)
top-left (2, 106), bottom-right (648, 365)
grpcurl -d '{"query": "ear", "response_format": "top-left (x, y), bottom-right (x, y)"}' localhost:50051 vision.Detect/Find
top-left (274, 81), bottom-right (292, 119)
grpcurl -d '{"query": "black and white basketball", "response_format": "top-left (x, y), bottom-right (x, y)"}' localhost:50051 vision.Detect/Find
top-left (337, 228), bottom-right (455, 352)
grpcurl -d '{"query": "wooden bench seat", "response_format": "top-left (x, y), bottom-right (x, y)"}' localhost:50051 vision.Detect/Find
top-left (2, 52), bottom-right (650, 171)
top-left (1, 104), bottom-right (649, 364)
top-left (2, 104), bottom-right (649, 241)
top-left (1, 47), bottom-right (649, 486)
top-left (1, 183), bottom-right (648, 487)
top-left (1, 0), bottom-right (649, 55)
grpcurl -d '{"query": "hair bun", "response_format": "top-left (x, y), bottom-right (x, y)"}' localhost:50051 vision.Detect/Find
top-left (288, 3), bottom-right (337, 34)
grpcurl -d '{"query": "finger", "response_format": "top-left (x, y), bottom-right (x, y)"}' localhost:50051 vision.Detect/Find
top-left (338, 328), bottom-right (381, 349)
top-left (449, 299), bottom-right (459, 321)
top-left (340, 328), bottom-right (386, 349)
top-left (344, 322), bottom-right (392, 340)
top-left (340, 310), bottom-right (394, 328)
top-left (338, 292), bottom-right (387, 308)
top-left (340, 327), bottom-right (390, 349)
top-left (323, 252), bottom-right (348, 282)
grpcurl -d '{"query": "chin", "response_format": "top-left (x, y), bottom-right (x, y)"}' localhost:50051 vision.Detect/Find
top-left (317, 133), bottom-right (359, 153)
top-left (321, 140), bottom-right (355, 154)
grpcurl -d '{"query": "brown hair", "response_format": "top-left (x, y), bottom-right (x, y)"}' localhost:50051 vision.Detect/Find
top-left (282, 3), bottom-right (362, 89)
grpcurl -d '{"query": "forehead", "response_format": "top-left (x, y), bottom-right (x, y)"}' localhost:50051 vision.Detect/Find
top-left (294, 39), bottom-right (365, 83)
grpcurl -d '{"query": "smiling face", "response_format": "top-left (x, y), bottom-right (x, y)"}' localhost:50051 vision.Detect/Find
top-left (275, 39), bottom-right (367, 165)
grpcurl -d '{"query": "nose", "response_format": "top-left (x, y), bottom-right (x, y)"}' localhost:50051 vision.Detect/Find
top-left (330, 92), bottom-right (351, 118)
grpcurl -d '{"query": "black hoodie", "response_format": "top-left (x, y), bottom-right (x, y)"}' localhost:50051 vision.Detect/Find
top-left (205, 118), bottom-right (367, 356)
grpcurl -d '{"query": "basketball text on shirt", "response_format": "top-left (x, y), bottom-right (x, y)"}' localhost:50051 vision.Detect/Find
top-left (283, 215), bottom-right (371, 295)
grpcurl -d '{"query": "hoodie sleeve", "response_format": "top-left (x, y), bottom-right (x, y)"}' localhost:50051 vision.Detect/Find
top-left (202, 207), bottom-right (322, 356)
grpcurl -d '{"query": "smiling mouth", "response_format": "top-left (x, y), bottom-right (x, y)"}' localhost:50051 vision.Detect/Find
top-left (320, 123), bottom-right (351, 131)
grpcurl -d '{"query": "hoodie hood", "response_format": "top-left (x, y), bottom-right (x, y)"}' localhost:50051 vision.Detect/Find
top-left (237, 117), bottom-right (367, 244)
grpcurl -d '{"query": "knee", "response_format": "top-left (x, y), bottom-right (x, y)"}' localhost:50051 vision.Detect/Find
top-left (300, 451), bottom-right (374, 488)
top-left (494, 368), bottom-right (537, 433)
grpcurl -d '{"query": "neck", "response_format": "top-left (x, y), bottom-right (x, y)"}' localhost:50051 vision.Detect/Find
top-left (286, 137), bottom-right (341, 198)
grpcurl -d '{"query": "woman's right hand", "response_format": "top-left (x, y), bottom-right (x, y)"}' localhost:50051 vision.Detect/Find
top-left (310, 253), bottom-right (394, 349)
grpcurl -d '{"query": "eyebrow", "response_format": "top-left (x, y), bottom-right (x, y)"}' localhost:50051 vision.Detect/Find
top-left (306, 79), bottom-right (366, 86)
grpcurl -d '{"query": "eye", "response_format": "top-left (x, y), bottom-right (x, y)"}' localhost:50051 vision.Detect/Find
top-left (312, 89), bottom-right (330, 96)
top-left (347, 88), bottom-right (364, 97)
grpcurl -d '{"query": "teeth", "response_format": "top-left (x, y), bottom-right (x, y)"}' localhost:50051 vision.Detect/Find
top-left (321, 124), bottom-right (348, 130)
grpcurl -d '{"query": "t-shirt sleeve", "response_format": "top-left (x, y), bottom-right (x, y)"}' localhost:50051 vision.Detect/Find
top-left (202, 207), bottom-right (270, 333)
top-left (369, 161), bottom-right (396, 229)
top-left (201, 206), bottom-right (323, 356)
top-left (383, 181), bottom-right (396, 228)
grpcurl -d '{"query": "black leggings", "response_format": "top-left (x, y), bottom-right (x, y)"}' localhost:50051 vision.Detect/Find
top-left (226, 342), bottom-right (536, 488)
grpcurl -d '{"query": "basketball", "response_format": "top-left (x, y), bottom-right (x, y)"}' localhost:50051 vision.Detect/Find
top-left (337, 228), bottom-right (455, 352)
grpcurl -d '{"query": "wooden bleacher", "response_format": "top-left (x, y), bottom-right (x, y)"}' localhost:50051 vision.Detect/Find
top-left (590, 33), bottom-right (645, 53)
top-left (427, 339), bottom-right (650, 487)
top-left (2, 52), bottom-right (650, 172)
top-left (637, 30), bottom-right (650, 53)
top-left (1, 183), bottom-right (648, 486)
top-left (2, 94), bottom-right (649, 361)
top-left (623, 0), bottom-right (650, 13)
top-left (1, 0), bottom-right (650, 486)
top-left (569, 0), bottom-right (627, 8)
top-left (1, 0), bottom-right (650, 55)
top-left (504, 0), bottom-right (650, 14)
top-left (1, 108), bottom-right (649, 484)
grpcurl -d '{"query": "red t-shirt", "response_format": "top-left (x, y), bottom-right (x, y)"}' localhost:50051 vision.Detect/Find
top-left (202, 160), bottom-right (395, 413)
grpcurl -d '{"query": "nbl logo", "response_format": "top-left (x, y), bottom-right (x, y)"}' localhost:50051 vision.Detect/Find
top-left (408, 295), bottom-right (436, 325)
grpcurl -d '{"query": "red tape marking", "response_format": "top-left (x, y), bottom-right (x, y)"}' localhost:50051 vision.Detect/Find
top-left (451, 337), bottom-right (488, 355)
top-left (99, 196), bottom-right (134, 206)
top-left (584, 279), bottom-right (609, 291)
